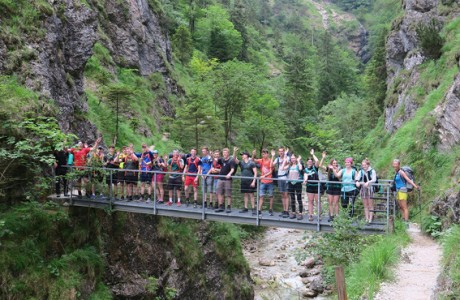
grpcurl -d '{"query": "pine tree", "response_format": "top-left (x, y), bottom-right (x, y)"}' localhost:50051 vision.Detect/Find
top-left (172, 25), bottom-right (194, 65)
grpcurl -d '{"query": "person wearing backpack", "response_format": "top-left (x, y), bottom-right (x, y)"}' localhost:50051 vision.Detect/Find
top-left (139, 144), bottom-right (154, 202)
top-left (274, 147), bottom-right (290, 218)
top-left (333, 157), bottom-right (359, 217)
top-left (392, 159), bottom-right (419, 222)
top-left (253, 149), bottom-right (275, 216)
top-left (151, 150), bottom-right (166, 203)
top-left (123, 147), bottom-right (139, 202)
top-left (356, 158), bottom-right (377, 224)
top-left (167, 150), bottom-right (185, 206)
top-left (214, 148), bottom-right (237, 213)
top-left (200, 147), bottom-right (213, 208)
top-left (283, 154), bottom-right (304, 220)
top-left (319, 153), bottom-right (341, 222)
top-left (303, 149), bottom-right (325, 222)
top-left (233, 149), bottom-right (257, 214)
top-left (183, 148), bottom-right (202, 208)
top-left (209, 150), bottom-right (222, 210)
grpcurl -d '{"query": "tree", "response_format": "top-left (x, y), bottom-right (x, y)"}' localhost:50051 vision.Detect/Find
top-left (100, 83), bottom-right (135, 146)
top-left (211, 60), bottom-right (259, 146)
top-left (172, 25), bottom-right (194, 64)
top-left (231, 0), bottom-right (250, 61)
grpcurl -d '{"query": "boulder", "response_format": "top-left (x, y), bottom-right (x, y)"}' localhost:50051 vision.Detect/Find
top-left (302, 288), bottom-right (318, 298)
top-left (258, 259), bottom-right (275, 267)
top-left (301, 257), bottom-right (316, 268)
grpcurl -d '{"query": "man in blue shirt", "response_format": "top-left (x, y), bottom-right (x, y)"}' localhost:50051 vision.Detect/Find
top-left (200, 147), bottom-right (213, 208)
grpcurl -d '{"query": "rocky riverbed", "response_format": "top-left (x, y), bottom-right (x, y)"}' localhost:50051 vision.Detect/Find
top-left (243, 227), bottom-right (330, 299)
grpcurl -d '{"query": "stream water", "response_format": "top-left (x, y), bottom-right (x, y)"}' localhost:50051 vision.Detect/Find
top-left (243, 227), bottom-right (328, 300)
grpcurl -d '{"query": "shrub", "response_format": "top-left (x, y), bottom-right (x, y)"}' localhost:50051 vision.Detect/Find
top-left (416, 19), bottom-right (444, 59)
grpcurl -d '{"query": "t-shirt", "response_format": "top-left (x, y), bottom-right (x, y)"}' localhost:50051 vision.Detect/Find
top-left (140, 152), bottom-right (153, 172)
top-left (255, 158), bottom-right (273, 184)
top-left (152, 157), bottom-right (165, 171)
top-left (72, 147), bottom-right (91, 168)
top-left (218, 157), bottom-right (236, 181)
top-left (341, 168), bottom-right (357, 192)
top-left (305, 166), bottom-right (319, 187)
top-left (210, 159), bottom-right (222, 176)
top-left (118, 153), bottom-right (127, 169)
top-left (274, 156), bottom-right (289, 177)
top-left (186, 156), bottom-right (202, 176)
top-left (239, 160), bottom-right (256, 178)
top-left (287, 164), bottom-right (302, 184)
top-left (395, 171), bottom-right (405, 190)
top-left (104, 153), bottom-right (117, 169)
top-left (201, 155), bottom-right (213, 175)
top-left (168, 157), bottom-right (184, 178)
top-left (54, 150), bottom-right (68, 167)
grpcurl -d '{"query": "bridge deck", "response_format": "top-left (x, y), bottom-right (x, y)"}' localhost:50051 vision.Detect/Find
top-left (55, 196), bottom-right (387, 234)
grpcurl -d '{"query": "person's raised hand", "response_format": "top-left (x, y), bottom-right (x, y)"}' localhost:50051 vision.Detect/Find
top-left (322, 151), bottom-right (326, 158)
top-left (310, 149), bottom-right (314, 156)
top-left (271, 149), bottom-right (275, 157)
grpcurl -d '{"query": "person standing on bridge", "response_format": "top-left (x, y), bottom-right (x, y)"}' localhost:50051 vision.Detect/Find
top-left (274, 147), bottom-right (290, 218)
top-left (209, 150), bottom-right (222, 210)
top-left (319, 153), bottom-right (341, 222)
top-left (214, 148), bottom-right (236, 213)
top-left (392, 159), bottom-right (419, 223)
top-left (53, 147), bottom-right (69, 197)
top-left (167, 150), bottom-right (185, 206)
top-left (152, 150), bottom-right (166, 203)
top-left (123, 147), bottom-right (139, 202)
top-left (253, 149), bottom-right (275, 216)
top-left (103, 146), bottom-right (118, 199)
top-left (233, 149), bottom-right (257, 214)
top-left (200, 147), bottom-right (213, 209)
top-left (283, 153), bottom-right (304, 220)
top-left (70, 137), bottom-right (101, 199)
top-left (139, 144), bottom-right (154, 203)
top-left (333, 157), bottom-right (359, 217)
top-left (183, 148), bottom-right (202, 208)
top-left (356, 158), bottom-right (377, 224)
top-left (303, 149), bottom-right (324, 222)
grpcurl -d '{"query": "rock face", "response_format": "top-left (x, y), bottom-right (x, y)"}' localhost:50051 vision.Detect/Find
top-left (384, 0), bottom-right (440, 133)
top-left (70, 208), bottom-right (254, 299)
top-left (0, 0), bottom-right (175, 140)
top-left (431, 188), bottom-right (460, 226)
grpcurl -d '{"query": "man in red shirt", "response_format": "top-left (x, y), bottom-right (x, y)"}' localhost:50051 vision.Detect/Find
top-left (253, 149), bottom-right (275, 216)
top-left (71, 137), bottom-right (101, 198)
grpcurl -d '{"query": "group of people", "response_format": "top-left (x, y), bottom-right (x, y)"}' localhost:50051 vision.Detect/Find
top-left (54, 141), bottom-right (419, 223)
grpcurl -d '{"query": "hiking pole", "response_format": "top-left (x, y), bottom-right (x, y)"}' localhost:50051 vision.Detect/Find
top-left (418, 182), bottom-right (422, 224)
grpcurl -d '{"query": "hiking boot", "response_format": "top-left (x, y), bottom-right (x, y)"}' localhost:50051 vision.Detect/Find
top-left (193, 201), bottom-right (197, 208)
top-left (215, 205), bottom-right (225, 213)
top-left (269, 209), bottom-right (274, 216)
top-left (239, 208), bottom-right (249, 213)
top-left (226, 205), bottom-right (232, 213)
top-left (297, 214), bottom-right (303, 220)
top-left (289, 213), bottom-right (296, 219)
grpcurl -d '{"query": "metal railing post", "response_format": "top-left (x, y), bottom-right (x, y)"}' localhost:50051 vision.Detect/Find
top-left (109, 169), bottom-right (113, 209)
top-left (256, 177), bottom-right (260, 226)
top-left (70, 166), bottom-right (74, 205)
top-left (202, 173), bottom-right (205, 220)
top-left (153, 171), bottom-right (157, 215)
top-left (317, 182), bottom-right (321, 231)
top-left (386, 185), bottom-right (390, 232)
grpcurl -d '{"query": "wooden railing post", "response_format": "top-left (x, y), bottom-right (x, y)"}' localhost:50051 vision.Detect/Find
top-left (335, 265), bottom-right (348, 300)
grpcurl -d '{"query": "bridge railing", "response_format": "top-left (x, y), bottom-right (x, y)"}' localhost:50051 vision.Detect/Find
top-left (57, 166), bottom-right (396, 232)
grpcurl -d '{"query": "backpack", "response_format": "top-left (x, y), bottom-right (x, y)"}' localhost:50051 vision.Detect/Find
top-left (186, 156), bottom-right (200, 170)
top-left (401, 166), bottom-right (415, 192)
top-left (169, 157), bottom-right (184, 173)
top-left (360, 169), bottom-right (380, 193)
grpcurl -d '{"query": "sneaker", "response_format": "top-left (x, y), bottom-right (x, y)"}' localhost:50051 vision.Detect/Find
top-left (77, 194), bottom-right (83, 200)
top-left (146, 198), bottom-right (151, 204)
top-left (252, 209), bottom-right (256, 215)
top-left (215, 205), bottom-right (225, 213)
top-left (193, 201), bottom-right (197, 208)
top-left (239, 208), bottom-right (249, 213)
top-left (177, 202), bottom-right (182, 207)
top-left (91, 194), bottom-right (96, 199)
top-left (129, 196), bottom-right (133, 202)
top-left (56, 194), bottom-right (61, 198)
top-left (258, 210), bottom-right (262, 216)
top-left (226, 205), bottom-right (232, 213)
top-left (289, 213), bottom-right (296, 219)
top-left (99, 194), bottom-right (105, 199)
top-left (282, 211), bottom-right (289, 218)
top-left (213, 203), bottom-right (219, 210)
top-left (204, 202), bottom-right (208, 209)
top-left (64, 193), bottom-right (69, 197)
top-left (157, 199), bottom-right (164, 204)
top-left (308, 215), bottom-right (313, 222)
top-left (279, 211), bottom-right (286, 217)
top-left (207, 203), bottom-right (214, 210)
top-left (328, 215), bottom-right (333, 222)
top-left (186, 200), bottom-right (190, 207)
top-left (166, 201), bottom-right (172, 206)
top-left (120, 196), bottom-right (125, 201)
top-left (269, 209), bottom-right (274, 216)
top-left (297, 214), bottom-right (303, 220)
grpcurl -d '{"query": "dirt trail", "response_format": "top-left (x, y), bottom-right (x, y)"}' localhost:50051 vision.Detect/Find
top-left (374, 223), bottom-right (441, 300)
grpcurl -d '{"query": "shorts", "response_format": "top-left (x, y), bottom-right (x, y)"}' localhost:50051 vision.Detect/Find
top-left (216, 179), bottom-right (232, 197)
top-left (140, 172), bottom-right (153, 183)
top-left (260, 183), bottom-right (274, 197)
top-left (360, 186), bottom-right (374, 199)
top-left (124, 172), bottom-right (138, 184)
top-left (306, 185), bottom-right (319, 194)
top-left (277, 177), bottom-right (288, 193)
top-left (203, 176), bottom-right (213, 193)
top-left (326, 189), bottom-right (341, 196)
top-left (241, 179), bottom-right (256, 194)
top-left (168, 176), bottom-right (182, 190)
top-left (153, 173), bottom-right (164, 183)
top-left (106, 172), bottom-right (118, 185)
top-left (185, 175), bottom-right (199, 188)
top-left (397, 190), bottom-right (408, 201)
top-left (117, 170), bottom-right (125, 183)
top-left (212, 177), bottom-right (219, 193)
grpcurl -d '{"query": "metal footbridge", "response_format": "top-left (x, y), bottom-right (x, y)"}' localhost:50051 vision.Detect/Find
top-left (56, 167), bottom-right (397, 234)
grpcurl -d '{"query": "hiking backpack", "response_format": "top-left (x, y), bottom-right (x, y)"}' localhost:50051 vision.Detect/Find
top-left (401, 166), bottom-right (415, 192)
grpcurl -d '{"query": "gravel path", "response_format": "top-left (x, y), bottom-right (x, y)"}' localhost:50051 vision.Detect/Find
top-left (374, 223), bottom-right (441, 300)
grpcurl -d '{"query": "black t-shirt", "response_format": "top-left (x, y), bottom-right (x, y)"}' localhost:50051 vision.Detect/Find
top-left (104, 153), bottom-right (118, 169)
top-left (218, 157), bottom-right (236, 180)
top-left (54, 150), bottom-right (68, 167)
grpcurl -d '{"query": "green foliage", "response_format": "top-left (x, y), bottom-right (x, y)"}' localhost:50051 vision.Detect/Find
top-left (0, 202), bottom-right (107, 299)
top-left (172, 25), bottom-right (194, 64)
top-left (416, 19), bottom-right (444, 60)
top-left (439, 225), bottom-right (460, 299)
top-left (422, 215), bottom-right (443, 238)
top-left (346, 221), bottom-right (410, 299)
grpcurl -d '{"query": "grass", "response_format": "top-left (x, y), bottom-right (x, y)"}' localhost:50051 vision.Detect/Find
top-left (345, 221), bottom-right (410, 299)
top-left (438, 225), bottom-right (460, 299)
